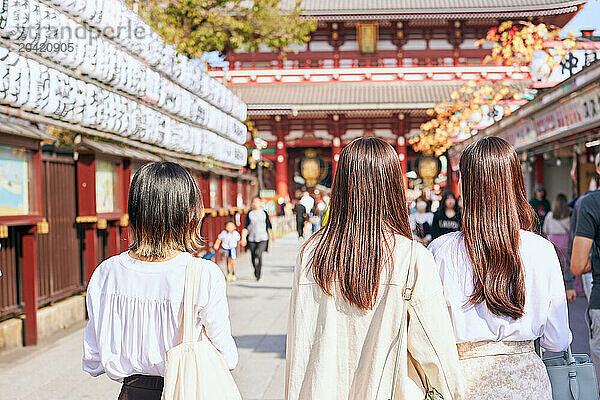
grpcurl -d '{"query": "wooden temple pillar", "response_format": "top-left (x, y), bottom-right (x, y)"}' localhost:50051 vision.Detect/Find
top-left (76, 153), bottom-right (98, 285)
top-left (395, 113), bottom-right (408, 187)
top-left (275, 115), bottom-right (289, 199)
top-left (22, 225), bottom-right (38, 346)
top-left (534, 155), bottom-right (545, 187)
top-left (331, 114), bottom-right (343, 181)
top-left (120, 160), bottom-right (132, 251)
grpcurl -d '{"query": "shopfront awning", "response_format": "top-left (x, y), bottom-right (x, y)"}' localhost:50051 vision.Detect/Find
top-left (78, 138), bottom-right (162, 162)
top-left (0, 119), bottom-right (56, 142)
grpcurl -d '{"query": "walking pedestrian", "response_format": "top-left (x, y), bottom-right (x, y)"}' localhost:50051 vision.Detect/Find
top-left (300, 191), bottom-right (315, 216)
top-left (213, 220), bottom-right (242, 281)
top-left (431, 191), bottom-right (461, 240)
top-left (429, 137), bottom-right (571, 400)
top-left (567, 153), bottom-right (600, 302)
top-left (309, 203), bottom-right (321, 234)
top-left (409, 196), bottom-right (434, 246)
top-left (293, 199), bottom-right (307, 238)
top-left (286, 138), bottom-right (463, 400)
top-left (83, 162), bottom-right (238, 399)
top-left (529, 184), bottom-right (551, 230)
top-left (241, 197), bottom-right (273, 281)
top-left (570, 169), bottom-right (600, 389)
top-left (543, 193), bottom-right (571, 269)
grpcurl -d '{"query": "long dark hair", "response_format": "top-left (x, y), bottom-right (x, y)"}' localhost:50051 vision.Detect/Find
top-left (129, 162), bottom-right (203, 259)
top-left (308, 137), bottom-right (412, 310)
top-left (460, 137), bottom-right (536, 319)
top-left (437, 191), bottom-right (459, 216)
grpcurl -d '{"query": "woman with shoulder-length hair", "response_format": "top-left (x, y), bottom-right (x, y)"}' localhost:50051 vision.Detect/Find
top-left (83, 162), bottom-right (238, 400)
top-left (543, 193), bottom-right (571, 270)
top-left (428, 137), bottom-right (571, 400)
top-left (286, 137), bottom-right (463, 400)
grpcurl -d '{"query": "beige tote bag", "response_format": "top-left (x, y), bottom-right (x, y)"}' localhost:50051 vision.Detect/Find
top-left (162, 258), bottom-right (242, 400)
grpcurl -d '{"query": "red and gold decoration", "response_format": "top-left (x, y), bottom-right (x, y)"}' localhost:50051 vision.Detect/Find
top-left (478, 21), bottom-right (578, 70)
top-left (300, 149), bottom-right (327, 187)
top-left (415, 155), bottom-right (441, 185)
top-left (357, 22), bottom-right (379, 54)
top-left (410, 79), bottom-right (529, 156)
top-left (411, 21), bottom-right (586, 157)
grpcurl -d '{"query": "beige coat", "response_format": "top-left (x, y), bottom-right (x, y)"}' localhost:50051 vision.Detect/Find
top-left (285, 235), bottom-right (463, 400)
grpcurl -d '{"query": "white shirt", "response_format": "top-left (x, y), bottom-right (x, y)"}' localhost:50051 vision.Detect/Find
top-left (428, 231), bottom-right (571, 352)
top-left (410, 211), bottom-right (434, 240)
top-left (300, 195), bottom-right (314, 214)
top-left (82, 252), bottom-right (238, 382)
top-left (246, 209), bottom-right (269, 242)
top-left (218, 230), bottom-right (241, 250)
top-left (543, 211), bottom-right (570, 236)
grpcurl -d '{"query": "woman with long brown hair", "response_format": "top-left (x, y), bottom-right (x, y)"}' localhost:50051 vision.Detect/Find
top-left (428, 137), bottom-right (571, 399)
top-left (286, 138), bottom-right (463, 400)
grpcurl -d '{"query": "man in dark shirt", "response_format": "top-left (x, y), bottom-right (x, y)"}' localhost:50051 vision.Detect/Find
top-left (571, 188), bottom-right (600, 388)
top-left (293, 200), bottom-right (307, 239)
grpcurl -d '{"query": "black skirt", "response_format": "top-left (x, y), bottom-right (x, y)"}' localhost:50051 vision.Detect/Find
top-left (118, 375), bottom-right (164, 400)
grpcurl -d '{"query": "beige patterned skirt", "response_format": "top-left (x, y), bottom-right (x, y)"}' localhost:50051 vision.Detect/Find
top-left (457, 341), bottom-right (552, 400)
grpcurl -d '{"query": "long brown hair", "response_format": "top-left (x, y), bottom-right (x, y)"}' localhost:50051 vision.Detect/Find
top-left (551, 193), bottom-right (570, 220)
top-left (308, 137), bottom-right (412, 310)
top-left (460, 137), bottom-right (536, 319)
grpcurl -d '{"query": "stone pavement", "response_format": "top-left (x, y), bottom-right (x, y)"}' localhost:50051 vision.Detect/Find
top-left (0, 233), bottom-right (300, 400)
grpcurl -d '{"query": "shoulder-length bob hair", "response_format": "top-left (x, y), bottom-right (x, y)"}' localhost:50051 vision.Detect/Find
top-left (128, 162), bottom-right (203, 259)
top-left (308, 137), bottom-right (412, 310)
top-left (460, 137), bottom-right (536, 319)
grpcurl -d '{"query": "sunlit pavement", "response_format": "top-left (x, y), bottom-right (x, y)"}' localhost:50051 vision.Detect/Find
top-left (0, 232), bottom-right (592, 399)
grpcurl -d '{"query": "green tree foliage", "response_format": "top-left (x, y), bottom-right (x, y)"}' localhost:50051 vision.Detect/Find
top-left (128, 0), bottom-right (316, 58)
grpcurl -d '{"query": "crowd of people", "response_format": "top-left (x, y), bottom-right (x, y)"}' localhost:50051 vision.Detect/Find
top-left (80, 137), bottom-right (600, 400)
top-left (277, 190), bottom-right (329, 240)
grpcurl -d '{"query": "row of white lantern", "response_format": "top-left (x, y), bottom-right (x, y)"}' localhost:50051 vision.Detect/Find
top-left (0, 47), bottom-right (247, 166)
top-left (0, 0), bottom-right (247, 144)
top-left (41, 0), bottom-right (247, 121)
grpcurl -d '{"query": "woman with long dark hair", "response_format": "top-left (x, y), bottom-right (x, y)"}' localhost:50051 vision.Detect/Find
top-left (431, 191), bottom-right (461, 240)
top-left (429, 137), bottom-right (571, 399)
top-left (286, 138), bottom-right (462, 400)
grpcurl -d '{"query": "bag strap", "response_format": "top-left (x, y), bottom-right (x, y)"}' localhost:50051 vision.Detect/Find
top-left (178, 257), bottom-right (204, 345)
top-left (390, 240), bottom-right (418, 399)
top-left (535, 338), bottom-right (575, 365)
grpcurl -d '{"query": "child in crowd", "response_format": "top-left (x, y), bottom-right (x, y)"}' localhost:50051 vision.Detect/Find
top-left (213, 221), bottom-right (241, 281)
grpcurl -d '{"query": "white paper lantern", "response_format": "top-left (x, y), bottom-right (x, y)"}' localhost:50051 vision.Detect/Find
top-left (6, 51), bottom-right (29, 107)
top-left (82, 83), bottom-right (99, 127)
top-left (23, 58), bottom-right (41, 112)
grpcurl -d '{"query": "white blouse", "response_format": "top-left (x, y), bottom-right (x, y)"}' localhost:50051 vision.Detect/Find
top-left (82, 251), bottom-right (238, 382)
top-left (428, 231), bottom-right (571, 352)
top-left (543, 211), bottom-right (570, 236)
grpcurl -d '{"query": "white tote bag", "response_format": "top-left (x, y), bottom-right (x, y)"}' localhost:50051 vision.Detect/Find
top-left (162, 258), bottom-right (242, 400)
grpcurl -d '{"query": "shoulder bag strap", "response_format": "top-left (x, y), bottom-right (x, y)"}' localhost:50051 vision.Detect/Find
top-left (389, 240), bottom-right (417, 399)
top-left (178, 257), bottom-right (204, 344)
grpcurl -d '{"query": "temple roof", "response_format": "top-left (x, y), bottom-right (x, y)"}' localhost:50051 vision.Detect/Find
top-left (231, 80), bottom-right (529, 114)
top-left (284, 0), bottom-right (586, 19)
